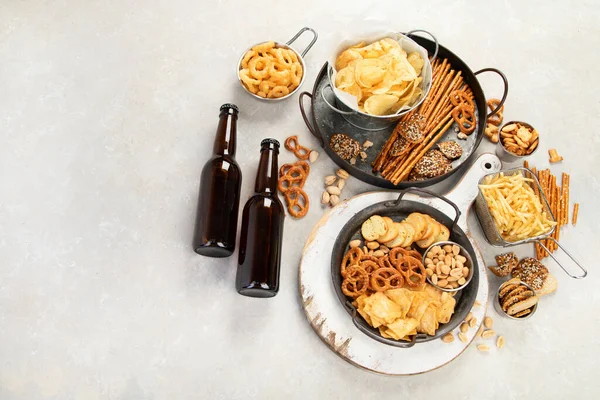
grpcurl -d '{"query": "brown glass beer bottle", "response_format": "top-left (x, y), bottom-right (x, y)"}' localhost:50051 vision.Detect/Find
top-left (192, 104), bottom-right (242, 257)
top-left (236, 139), bottom-right (285, 297)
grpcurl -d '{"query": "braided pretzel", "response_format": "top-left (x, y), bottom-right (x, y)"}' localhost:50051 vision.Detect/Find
top-left (486, 98), bottom-right (504, 126)
top-left (277, 166), bottom-right (307, 194)
top-left (370, 267), bottom-right (404, 292)
top-left (341, 265), bottom-right (369, 298)
top-left (394, 255), bottom-right (426, 288)
top-left (284, 187), bottom-right (309, 218)
top-left (450, 90), bottom-right (474, 111)
top-left (452, 104), bottom-right (476, 135)
top-left (279, 161), bottom-right (310, 177)
top-left (284, 135), bottom-right (311, 160)
top-left (341, 247), bottom-right (363, 277)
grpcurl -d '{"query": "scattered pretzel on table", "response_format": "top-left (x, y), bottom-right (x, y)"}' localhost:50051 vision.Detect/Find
top-left (284, 135), bottom-right (311, 160)
top-left (284, 186), bottom-right (310, 218)
top-left (278, 159), bottom-right (311, 218)
top-left (486, 98), bottom-right (504, 126)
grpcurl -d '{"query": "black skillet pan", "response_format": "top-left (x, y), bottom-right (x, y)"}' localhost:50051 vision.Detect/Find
top-left (299, 35), bottom-right (508, 189)
top-left (330, 188), bottom-right (479, 348)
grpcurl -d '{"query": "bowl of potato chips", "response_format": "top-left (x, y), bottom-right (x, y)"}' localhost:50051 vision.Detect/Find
top-left (237, 27), bottom-right (317, 101)
top-left (323, 30), bottom-right (437, 131)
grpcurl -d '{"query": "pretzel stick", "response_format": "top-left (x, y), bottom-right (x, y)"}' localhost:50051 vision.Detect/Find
top-left (423, 70), bottom-right (455, 122)
top-left (421, 62), bottom-right (450, 118)
top-left (562, 173), bottom-right (569, 224)
top-left (426, 72), bottom-right (462, 124)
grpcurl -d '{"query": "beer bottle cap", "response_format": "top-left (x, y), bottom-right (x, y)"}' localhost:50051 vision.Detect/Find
top-left (220, 103), bottom-right (239, 113)
top-left (260, 138), bottom-right (280, 148)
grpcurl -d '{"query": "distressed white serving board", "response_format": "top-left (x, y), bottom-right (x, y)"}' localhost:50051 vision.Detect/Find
top-left (298, 153), bottom-right (501, 375)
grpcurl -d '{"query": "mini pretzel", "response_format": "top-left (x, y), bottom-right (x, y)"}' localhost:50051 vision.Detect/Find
top-left (487, 98), bottom-right (504, 126)
top-left (341, 265), bottom-right (369, 298)
top-left (450, 90), bottom-right (474, 111)
top-left (377, 255), bottom-right (395, 269)
top-left (279, 160), bottom-right (310, 177)
top-left (370, 267), bottom-right (404, 292)
top-left (388, 247), bottom-right (421, 265)
top-left (284, 135), bottom-right (311, 160)
top-left (284, 187), bottom-right (309, 218)
top-left (277, 166), bottom-right (307, 193)
top-left (360, 260), bottom-right (379, 275)
top-left (452, 104), bottom-right (476, 135)
top-left (341, 247), bottom-right (363, 277)
top-left (395, 255), bottom-right (426, 288)
top-left (360, 254), bottom-right (379, 263)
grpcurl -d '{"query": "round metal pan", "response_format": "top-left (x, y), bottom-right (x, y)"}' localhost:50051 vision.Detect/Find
top-left (299, 35), bottom-right (508, 189)
top-left (330, 188), bottom-right (479, 348)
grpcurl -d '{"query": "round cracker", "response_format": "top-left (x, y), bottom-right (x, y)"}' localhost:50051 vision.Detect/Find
top-left (434, 224), bottom-right (450, 243)
top-left (369, 215), bottom-right (388, 237)
top-left (419, 215), bottom-right (436, 240)
top-left (384, 222), bottom-right (406, 248)
top-left (399, 221), bottom-right (416, 247)
top-left (378, 217), bottom-right (399, 243)
top-left (361, 219), bottom-right (379, 241)
top-left (405, 213), bottom-right (425, 241)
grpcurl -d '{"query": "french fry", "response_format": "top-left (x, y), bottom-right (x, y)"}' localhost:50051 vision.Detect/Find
top-left (573, 203), bottom-right (579, 225)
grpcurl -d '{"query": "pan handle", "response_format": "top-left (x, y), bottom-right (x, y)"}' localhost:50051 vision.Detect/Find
top-left (536, 238), bottom-right (587, 279)
top-left (406, 30), bottom-right (439, 63)
top-left (474, 68), bottom-right (509, 118)
top-left (299, 91), bottom-right (324, 147)
top-left (286, 27), bottom-right (318, 58)
top-left (386, 187), bottom-right (461, 234)
top-left (346, 301), bottom-right (418, 348)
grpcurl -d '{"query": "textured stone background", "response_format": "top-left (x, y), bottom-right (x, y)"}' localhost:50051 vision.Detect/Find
top-left (1, 1), bottom-right (598, 399)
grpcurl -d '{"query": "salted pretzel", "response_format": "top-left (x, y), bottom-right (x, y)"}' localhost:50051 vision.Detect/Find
top-left (486, 98), bottom-right (504, 126)
top-left (394, 255), bottom-right (426, 288)
top-left (341, 247), bottom-right (363, 277)
top-left (277, 166), bottom-right (307, 193)
top-left (341, 264), bottom-right (369, 298)
top-left (449, 90), bottom-right (474, 111)
top-left (279, 160), bottom-right (310, 177)
top-left (284, 135), bottom-right (311, 160)
top-left (284, 187), bottom-right (309, 218)
top-left (452, 104), bottom-right (476, 135)
top-left (370, 267), bottom-right (404, 292)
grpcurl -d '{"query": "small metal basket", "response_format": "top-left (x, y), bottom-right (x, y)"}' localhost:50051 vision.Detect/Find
top-left (474, 167), bottom-right (587, 279)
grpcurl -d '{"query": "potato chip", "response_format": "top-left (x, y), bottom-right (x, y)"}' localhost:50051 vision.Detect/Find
top-left (384, 317), bottom-right (419, 340)
top-left (437, 294), bottom-right (456, 324)
top-left (407, 52), bottom-right (425, 76)
top-left (362, 292), bottom-right (403, 328)
top-left (364, 94), bottom-right (399, 116)
top-left (384, 288), bottom-right (414, 318)
top-left (335, 48), bottom-right (362, 71)
top-left (418, 304), bottom-right (440, 336)
top-left (334, 37), bottom-right (426, 115)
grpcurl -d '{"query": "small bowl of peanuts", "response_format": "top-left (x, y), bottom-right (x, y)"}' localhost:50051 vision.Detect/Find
top-left (423, 241), bottom-right (473, 292)
top-left (496, 121), bottom-right (540, 162)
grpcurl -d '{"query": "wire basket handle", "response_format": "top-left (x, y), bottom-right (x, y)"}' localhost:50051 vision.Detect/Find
top-left (536, 238), bottom-right (587, 279)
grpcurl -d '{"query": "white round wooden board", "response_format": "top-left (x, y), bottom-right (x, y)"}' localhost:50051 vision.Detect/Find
top-left (298, 153), bottom-right (501, 375)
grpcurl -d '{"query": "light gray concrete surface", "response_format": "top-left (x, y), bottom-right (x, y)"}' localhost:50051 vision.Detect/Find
top-left (1, 1), bottom-right (599, 399)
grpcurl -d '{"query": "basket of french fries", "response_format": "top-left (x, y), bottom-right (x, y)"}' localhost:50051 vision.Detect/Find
top-left (474, 168), bottom-right (586, 279)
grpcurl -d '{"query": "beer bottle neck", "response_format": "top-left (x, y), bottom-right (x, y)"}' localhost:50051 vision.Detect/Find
top-left (255, 146), bottom-right (279, 194)
top-left (213, 110), bottom-right (237, 156)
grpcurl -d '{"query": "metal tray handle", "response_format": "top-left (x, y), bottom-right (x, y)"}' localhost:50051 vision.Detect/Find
top-left (346, 301), bottom-right (418, 348)
top-left (385, 187), bottom-right (461, 234)
top-left (405, 29), bottom-right (439, 63)
top-left (536, 238), bottom-right (588, 279)
top-left (474, 68), bottom-right (509, 118)
top-left (298, 91), bottom-right (325, 147)
top-left (286, 27), bottom-right (318, 57)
